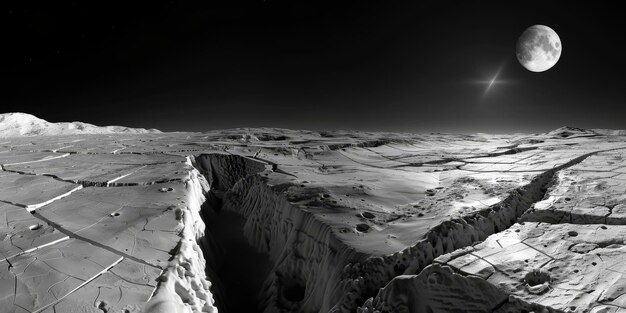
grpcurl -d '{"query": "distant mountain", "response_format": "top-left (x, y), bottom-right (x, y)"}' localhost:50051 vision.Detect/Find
top-left (0, 113), bottom-right (161, 137)
top-left (545, 126), bottom-right (625, 138)
top-left (543, 126), bottom-right (596, 138)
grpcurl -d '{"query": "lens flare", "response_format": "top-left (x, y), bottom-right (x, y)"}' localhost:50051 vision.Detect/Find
top-left (474, 63), bottom-right (511, 100)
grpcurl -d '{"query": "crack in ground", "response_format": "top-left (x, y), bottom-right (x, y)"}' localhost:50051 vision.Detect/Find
top-left (1, 236), bottom-right (70, 264)
top-left (393, 147), bottom-right (540, 168)
top-left (0, 185), bottom-right (83, 212)
top-left (32, 257), bottom-right (124, 313)
top-left (2, 153), bottom-right (71, 166)
top-left (1, 164), bottom-right (187, 188)
top-left (348, 150), bottom-right (610, 311)
top-left (335, 146), bottom-right (539, 170)
top-left (185, 149), bottom-right (611, 312)
top-left (519, 146), bottom-right (626, 225)
top-left (31, 211), bottom-right (161, 270)
top-left (360, 148), bottom-right (626, 312)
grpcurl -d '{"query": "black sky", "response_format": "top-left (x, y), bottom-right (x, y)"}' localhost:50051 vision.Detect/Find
top-left (5, 1), bottom-right (626, 133)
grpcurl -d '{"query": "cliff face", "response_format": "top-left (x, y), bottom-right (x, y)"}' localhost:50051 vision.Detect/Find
top-left (221, 175), bottom-right (364, 313)
top-left (143, 161), bottom-right (218, 313)
top-left (187, 151), bottom-right (595, 312)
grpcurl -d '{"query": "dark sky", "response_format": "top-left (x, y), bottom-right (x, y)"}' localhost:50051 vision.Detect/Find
top-left (5, 1), bottom-right (626, 133)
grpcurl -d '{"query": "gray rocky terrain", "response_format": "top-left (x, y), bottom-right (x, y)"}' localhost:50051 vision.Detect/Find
top-left (0, 120), bottom-right (625, 313)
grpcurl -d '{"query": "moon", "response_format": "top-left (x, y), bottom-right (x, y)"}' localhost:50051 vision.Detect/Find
top-left (516, 25), bottom-right (562, 72)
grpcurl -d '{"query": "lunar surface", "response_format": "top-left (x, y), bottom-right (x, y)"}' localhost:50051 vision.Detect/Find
top-left (516, 25), bottom-right (562, 72)
top-left (0, 115), bottom-right (625, 313)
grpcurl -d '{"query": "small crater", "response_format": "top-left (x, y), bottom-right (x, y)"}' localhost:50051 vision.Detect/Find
top-left (110, 212), bottom-right (121, 217)
top-left (29, 224), bottom-right (41, 231)
top-left (356, 223), bottom-right (370, 232)
top-left (600, 226), bottom-right (608, 230)
top-left (524, 269), bottom-right (551, 294)
top-left (361, 212), bottom-right (375, 219)
top-left (569, 243), bottom-right (598, 254)
top-left (525, 269), bottom-right (551, 286)
top-left (96, 300), bottom-right (110, 313)
top-left (568, 231), bottom-right (578, 237)
top-left (159, 187), bottom-right (175, 193)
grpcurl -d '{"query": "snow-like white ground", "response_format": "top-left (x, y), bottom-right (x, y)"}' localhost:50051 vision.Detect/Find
top-left (0, 119), bottom-right (624, 313)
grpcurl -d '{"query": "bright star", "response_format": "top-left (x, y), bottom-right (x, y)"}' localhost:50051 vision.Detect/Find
top-left (486, 75), bottom-right (498, 93)
top-left (473, 63), bottom-right (512, 100)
